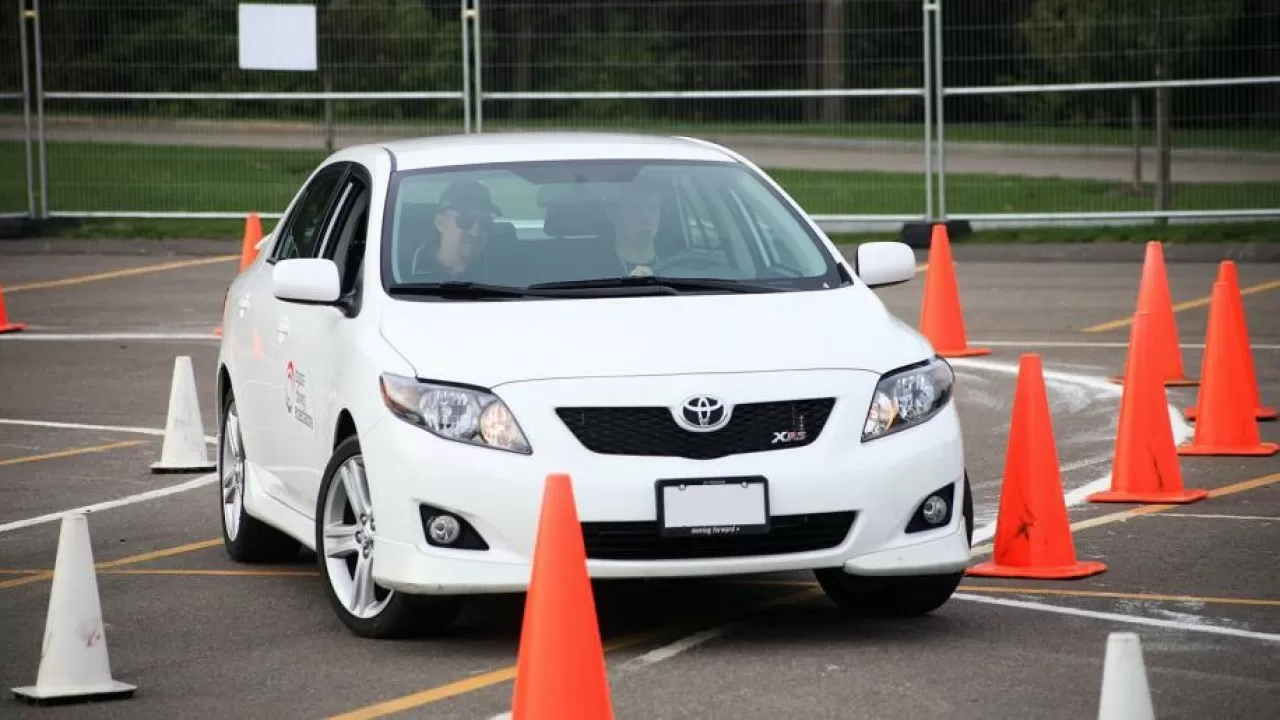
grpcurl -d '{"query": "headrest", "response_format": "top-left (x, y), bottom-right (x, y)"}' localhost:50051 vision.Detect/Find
top-left (542, 201), bottom-right (609, 238)
top-left (399, 201), bottom-right (439, 234)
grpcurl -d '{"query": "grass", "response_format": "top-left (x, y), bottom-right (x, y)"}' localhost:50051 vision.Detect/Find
top-left (1, 141), bottom-right (1276, 243)
top-left (16, 112), bottom-right (1278, 152)
top-left (477, 119), bottom-right (1280, 153)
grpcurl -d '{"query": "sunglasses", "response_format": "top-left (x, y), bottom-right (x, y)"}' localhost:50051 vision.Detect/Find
top-left (443, 209), bottom-right (490, 233)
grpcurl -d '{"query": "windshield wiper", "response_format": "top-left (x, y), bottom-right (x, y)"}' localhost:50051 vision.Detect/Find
top-left (388, 281), bottom-right (534, 299)
top-left (527, 275), bottom-right (778, 293)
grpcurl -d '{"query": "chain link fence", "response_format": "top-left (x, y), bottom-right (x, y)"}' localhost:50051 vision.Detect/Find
top-left (936, 0), bottom-right (1280, 226)
top-left (2, 0), bottom-right (1277, 231)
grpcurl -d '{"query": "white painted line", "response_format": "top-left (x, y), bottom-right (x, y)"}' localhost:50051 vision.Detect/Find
top-left (0, 332), bottom-right (219, 342)
top-left (1059, 452), bottom-right (1116, 475)
top-left (484, 622), bottom-right (742, 719)
top-left (954, 593), bottom-right (1280, 643)
top-left (0, 473), bottom-right (218, 534)
top-left (1147, 513), bottom-right (1279, 522)
top-left (0, 417), bottom-right (217, 445)
top-left (618, 623), bottom-right (741, 671)
top-left (968, 339), bottom-right (1280, 350)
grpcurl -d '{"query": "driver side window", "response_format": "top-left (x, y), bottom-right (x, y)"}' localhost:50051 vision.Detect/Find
top-left (272, 165), bottom-right (347, 262)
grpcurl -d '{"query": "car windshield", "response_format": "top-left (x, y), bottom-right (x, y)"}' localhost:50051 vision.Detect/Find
top-left (379, 158), bottom-right (845, 298)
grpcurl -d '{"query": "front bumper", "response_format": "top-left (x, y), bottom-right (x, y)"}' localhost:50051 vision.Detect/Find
top-left (358, 369), bottom-right (970, 595)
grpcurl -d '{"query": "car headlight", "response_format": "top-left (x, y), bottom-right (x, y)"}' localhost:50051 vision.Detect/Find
top-left (861, 356), bottom-right (954, 442)
top-left (379, 373), bottom-right (531, 454)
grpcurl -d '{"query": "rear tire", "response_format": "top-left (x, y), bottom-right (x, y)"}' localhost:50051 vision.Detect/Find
top-left (315, 434), bottom-right (463, 639)
top-left (814, 474), bottom-right (973, 618)
top-left (219, 390), bottom-right (302, 563)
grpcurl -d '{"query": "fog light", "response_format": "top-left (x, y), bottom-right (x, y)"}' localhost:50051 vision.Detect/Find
top-left (426, 514), bottom-right (462, 545)
top-left (921, 495), bottom-right (948, 525)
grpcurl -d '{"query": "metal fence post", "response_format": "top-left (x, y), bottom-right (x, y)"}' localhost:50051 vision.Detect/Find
top-left (922, 0), bottom-right (936, 223)
top-left (18, 0), bottom-right (35, 218)
top-left (461, 0), bottom-right (471, 133)
top-left (472, 0), bottom-right (482, 133)
top-left (932, 0), bottom-right (945, 222)
top-left (30, 0), bottom-right (46, 219)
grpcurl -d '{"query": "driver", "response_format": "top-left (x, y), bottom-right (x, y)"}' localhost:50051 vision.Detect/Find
top-left (606, 177), bottom-right (664, 277)
top-left (411, 179), bottom-right (499, 280)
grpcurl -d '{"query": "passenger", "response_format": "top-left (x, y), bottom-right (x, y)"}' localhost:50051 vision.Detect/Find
top-left (411, 179), bottom-right (500, 280)
top-left (606, 177), bottom-right (664, 277)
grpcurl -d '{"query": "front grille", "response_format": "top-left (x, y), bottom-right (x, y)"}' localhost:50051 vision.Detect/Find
top-left (581, 511), bottom-right (855, 560)
top-left (555, 398), bottom-right (836, 460)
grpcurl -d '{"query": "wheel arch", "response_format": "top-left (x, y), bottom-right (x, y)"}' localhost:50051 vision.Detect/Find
top-left (334, 408), bottom-right (358, 448)
top-left (218, 363), bottom-right (233, 411)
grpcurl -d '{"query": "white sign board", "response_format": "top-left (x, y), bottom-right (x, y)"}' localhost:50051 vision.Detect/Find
top-left (238, 3), bottom-right (317, 71)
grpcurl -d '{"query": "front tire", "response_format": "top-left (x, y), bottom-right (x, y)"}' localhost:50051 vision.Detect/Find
top-left (814, 474), bottom-right (974, 618)
top-left (315, 435), bottom-right (463, 639)
top-left (219, 391), bottom-right (301, 563)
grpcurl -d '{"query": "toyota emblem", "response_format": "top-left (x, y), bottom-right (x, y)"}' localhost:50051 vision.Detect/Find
top-left (675, 395), bottom-right (731, 432)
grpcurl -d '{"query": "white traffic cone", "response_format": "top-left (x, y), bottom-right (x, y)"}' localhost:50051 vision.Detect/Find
top-left (11, 512), bottom-right (136, 704)
top-left (150, 355), bottom-right (215, 474)
top-left (1097, 632), bottom-right (1155, 720)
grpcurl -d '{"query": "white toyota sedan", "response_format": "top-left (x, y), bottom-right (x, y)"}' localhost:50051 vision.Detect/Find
top-left (214, 131), bottom-right (973, 638)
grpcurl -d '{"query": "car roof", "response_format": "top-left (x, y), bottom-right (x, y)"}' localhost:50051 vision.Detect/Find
top-left (364, 131), bottom-right (741, 172)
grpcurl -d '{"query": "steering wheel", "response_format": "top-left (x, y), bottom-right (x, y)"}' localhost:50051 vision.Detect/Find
top-left (653, 249), bottom-right (736, 276)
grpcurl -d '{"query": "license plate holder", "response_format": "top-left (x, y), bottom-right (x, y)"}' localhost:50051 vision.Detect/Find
top-left (655, 476), bottom-right (770, 538)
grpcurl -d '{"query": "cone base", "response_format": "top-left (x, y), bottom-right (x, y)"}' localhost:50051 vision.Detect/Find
top-left (1177, 442), bottom-right (1279, 457)
top-left (0, 322), bottom-right (27, 334)
top-left (937, 346), bottom-right (992, 358)
top-left (150, 461), bottom-right (216, 474)
top-left (1185, 406), bottom-right (1277, 422)
top-left (965, 559), bottom-right (1107, 580)
top-left (1086, 488), bottom-right (1209, 504)
top-left (13, 679), bottom-right (136, 705)
top-left (1108, 373), bottom-right (1198, 387)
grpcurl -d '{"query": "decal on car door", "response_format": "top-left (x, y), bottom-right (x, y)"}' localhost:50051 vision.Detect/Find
top-left (284, 360), bottom-right (314, 430)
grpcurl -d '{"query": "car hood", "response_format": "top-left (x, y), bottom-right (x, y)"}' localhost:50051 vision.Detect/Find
top-left (377, 285), bottom-right (933, 388)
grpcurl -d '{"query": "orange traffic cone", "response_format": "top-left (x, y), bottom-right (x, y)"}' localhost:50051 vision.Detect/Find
top-left (511, 473), bottom-right (613, 720)
top-left (1177, 280), bottom-right (1279, 457)
top-left (0, 283), bottom-right (27, 334)
top-left (1109, 242), bottom-right (1196, 387)
top-left (1184, 261), bottom-right (1275, 422)
top-left (1088, 311), bottom-right (1207, 504)
top-left (918, 224), bottom-right (990, 358)
top-left (966, 353), bottom-right (1107, 580)
top-left (239, 212), bottom-right (263, 271)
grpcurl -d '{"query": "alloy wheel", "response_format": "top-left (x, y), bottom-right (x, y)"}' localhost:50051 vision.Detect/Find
top-left (220, 405), bottom-right (245, 541)
top-left (321, 455), bottom-right (393, 619)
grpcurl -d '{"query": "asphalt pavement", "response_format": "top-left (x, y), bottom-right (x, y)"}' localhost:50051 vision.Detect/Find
top-left (0, 240), bottom-right (1277, 719)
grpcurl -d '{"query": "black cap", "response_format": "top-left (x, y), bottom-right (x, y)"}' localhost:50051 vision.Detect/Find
top-left (438, 180), bottom-right (502, 217)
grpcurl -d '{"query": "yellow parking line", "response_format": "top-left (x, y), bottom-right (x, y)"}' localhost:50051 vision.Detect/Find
top-left (0, 538), bottom-right (221, 591)
top-left (2, 255), bottom-right (238, 293)
top-left (326, 586), bottom-right (825, 720)
top-left (957, 586), bottom-right (1280, 607)
top-left (1080, 277), bottom-right (1280, 333)
top-left (0, 439), bottom-right (147, 467)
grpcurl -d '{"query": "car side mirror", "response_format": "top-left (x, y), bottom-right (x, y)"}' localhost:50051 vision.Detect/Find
top-left (272, 258), bottom-right (341, 305)
top-left (855, 241), bottom-right (917, 288)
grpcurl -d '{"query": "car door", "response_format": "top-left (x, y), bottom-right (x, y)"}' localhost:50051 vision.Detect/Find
top-left (255, 162), bottom-right (350, 514)
top-left (274, 168), bottom-right (373, 511)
